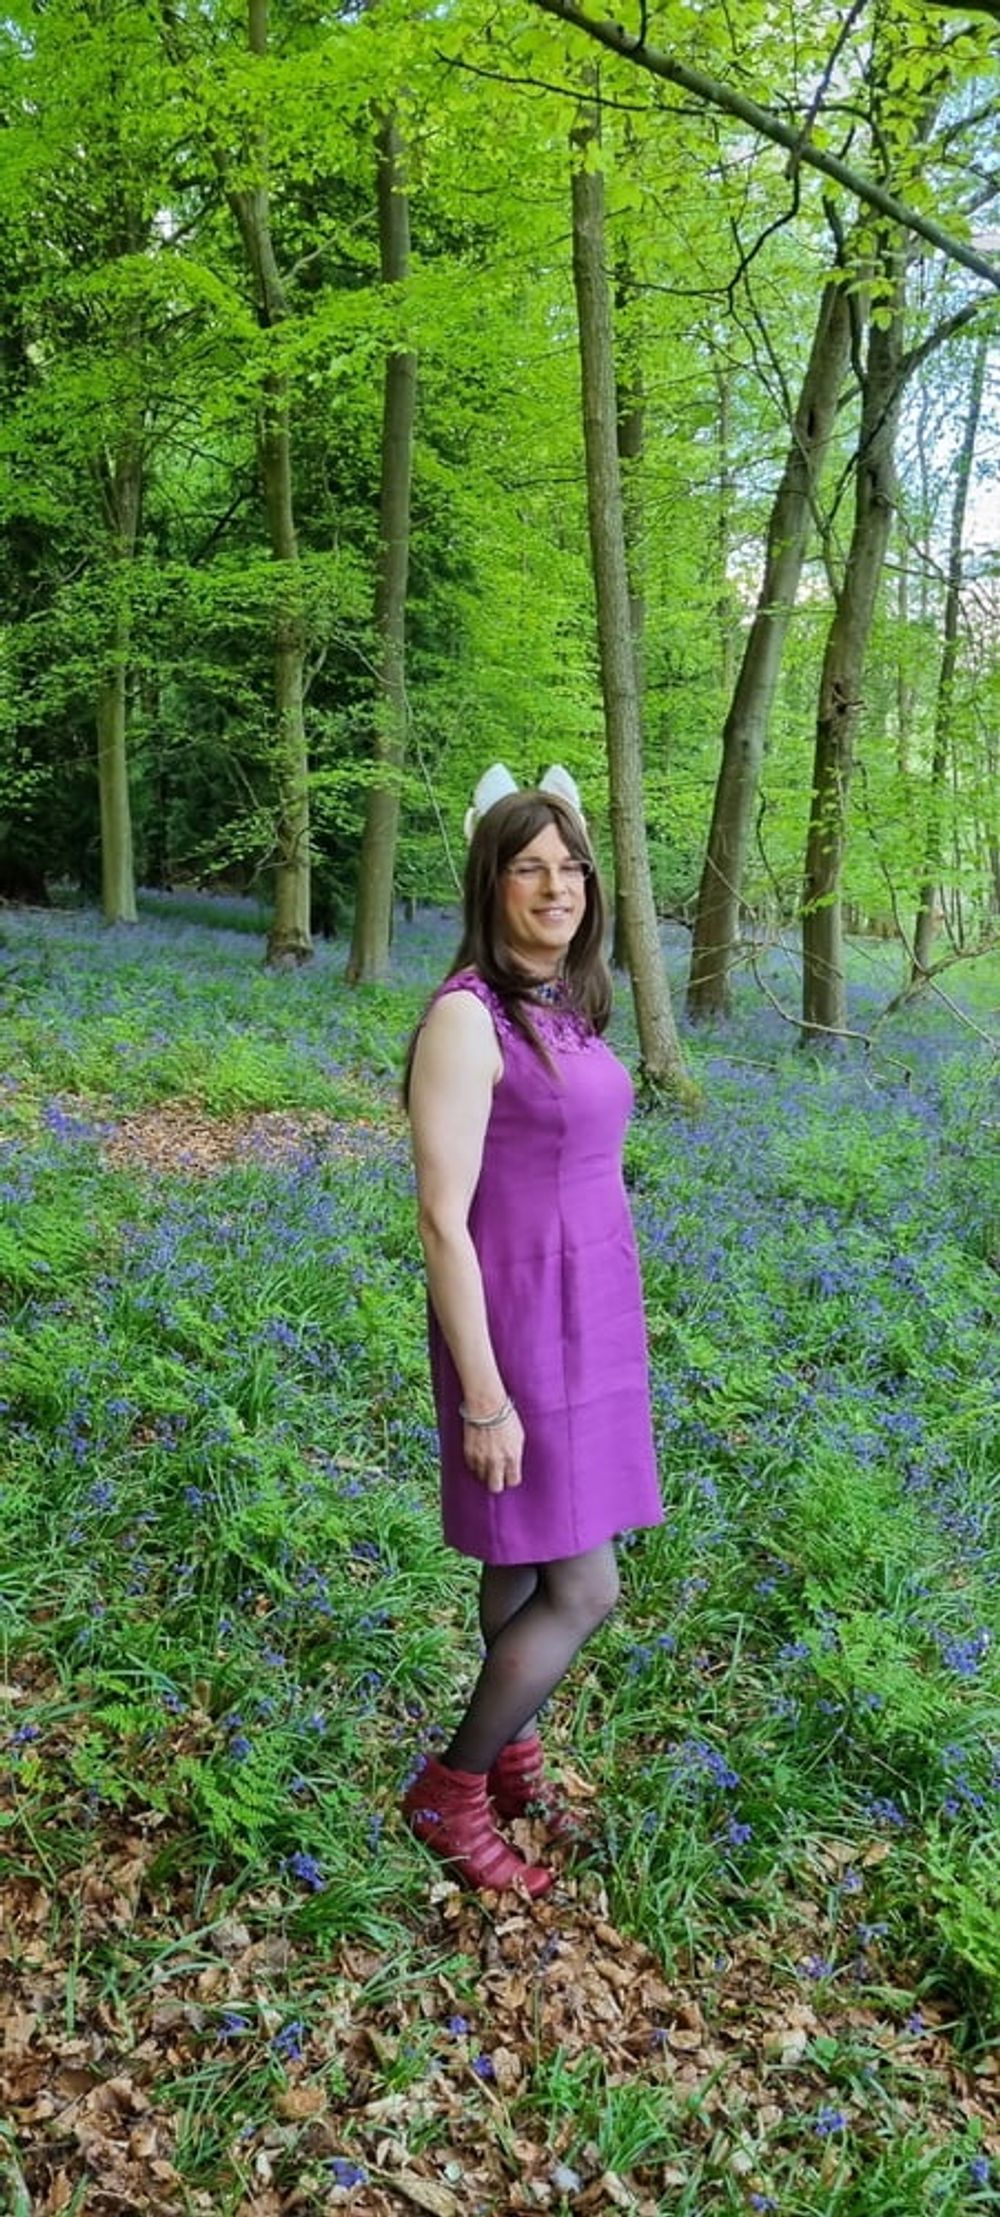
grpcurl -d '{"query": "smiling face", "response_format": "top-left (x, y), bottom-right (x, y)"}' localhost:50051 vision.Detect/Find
top-left (495, 818), bottom-right (589, 978)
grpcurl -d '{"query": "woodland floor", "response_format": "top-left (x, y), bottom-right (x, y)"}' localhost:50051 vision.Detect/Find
top-left (1, 1100), bottom-right (996, 2217)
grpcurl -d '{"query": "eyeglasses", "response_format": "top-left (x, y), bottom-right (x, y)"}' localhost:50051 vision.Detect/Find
top-left (504, 859), bottom-right (593, 886)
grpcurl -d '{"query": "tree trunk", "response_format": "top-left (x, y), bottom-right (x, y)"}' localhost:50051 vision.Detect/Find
top-left (97, 609), bottom-right (137, 925)
top-left (231, 0), bottom-right (311, 966)
top-left (910, 333), bottom-right (986, 982)
top-left (346, 113), bottom-right (418, 984)
top-left (985, 717), bottom-right (1000, 927)
top-left (801, 246), bottom-right (905, 1040)
top-left (256, 374), bottom-right (311, 963)
top-left (95, 435), bottom-right (142, 926)
top-left (895, 557), bottom-right (916, 777)
top-left (611, 240), bottom-right (644, 971)
top-left (686, 275), bottom-right (851, 1017)
top-left (713, 357), bottom-right (738, 703)
top-left (569, 99), bottom-right (690, 1096)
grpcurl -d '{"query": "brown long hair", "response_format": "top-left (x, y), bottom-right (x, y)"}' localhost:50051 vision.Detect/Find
top-left (403, 790), bottom-right (611, 1104)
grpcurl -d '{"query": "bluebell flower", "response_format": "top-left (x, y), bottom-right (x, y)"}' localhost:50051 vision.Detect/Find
top-left (778, 1640), bottom-right (811, 1665)
top-left (272, 2020), bottom-right (305, 2062)
top-left (472, 2054), bottom-right (495, 2080)
top-left (669, 1737), bottom-right (740, 1791)
top-left (935, 1628), bottom-right (990, 1677)
top-left (285, 1849), bottom-right (324, 1892)
top-left (218, 2012), bottom-right (251, 2040)
top-left (864, 1795), bottom-right (906, 1829)
top-left (722, 1817), bottom-right (753, 1847)
top-left (968, 2155), bottom-right (990, 2187)
top-left (445, 2014), bottom-right (469, 2036)
top-left (329, 2158), bottom-right (367, 2188)
top-left (813, 2106), bottom-right (847, 2136)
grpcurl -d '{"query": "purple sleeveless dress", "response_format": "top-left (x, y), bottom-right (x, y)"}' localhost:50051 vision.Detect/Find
top-left (427, 971), bottom-right (662, 1565)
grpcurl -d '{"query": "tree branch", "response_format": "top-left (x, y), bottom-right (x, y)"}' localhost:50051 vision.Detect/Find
top-left (527, 0), bottom-right (1000, 289)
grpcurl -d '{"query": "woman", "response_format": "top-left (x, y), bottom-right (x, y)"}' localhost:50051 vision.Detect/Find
top-left (403, 768), bottom-right (662, 1898)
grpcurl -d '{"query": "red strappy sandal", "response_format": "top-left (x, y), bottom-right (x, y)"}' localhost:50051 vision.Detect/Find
top-left (488, 1735), bottom-right (584, 1845)
top-left (403, 1756), bottom-right (552, 1898)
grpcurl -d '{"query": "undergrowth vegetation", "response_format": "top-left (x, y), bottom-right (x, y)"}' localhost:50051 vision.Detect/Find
top-left (0, 902), bottom-right (996, 2216)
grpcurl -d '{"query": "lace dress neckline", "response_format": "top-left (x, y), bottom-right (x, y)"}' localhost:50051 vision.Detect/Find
top-left (443, 968), bottom-right (594, 1055)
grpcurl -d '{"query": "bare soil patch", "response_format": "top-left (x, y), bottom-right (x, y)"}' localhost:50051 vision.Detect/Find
top-left (102, 1101), bottom-right (400, 1178)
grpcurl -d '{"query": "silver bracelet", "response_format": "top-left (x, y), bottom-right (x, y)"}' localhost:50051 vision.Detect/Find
top-left (460, 1394), bottom-right (514, 1429)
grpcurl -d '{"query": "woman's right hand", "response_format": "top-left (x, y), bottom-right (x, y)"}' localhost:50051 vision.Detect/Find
top-left (462, 1405), bottom-right (524, 1494)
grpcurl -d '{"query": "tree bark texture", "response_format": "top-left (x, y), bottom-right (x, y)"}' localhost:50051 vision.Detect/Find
top-left (801, 251), bottom-right (905, 1039)
top-left (95, 435), bottom-right (142, 926)
top-left (569, 108), bottom-right (689, 1095)
top-left (686, 275), bottom-right (851, 1017)
top-left (346, 113), bottom-right (418, 984)
top-left (911, 333), bottom-right (986, 981)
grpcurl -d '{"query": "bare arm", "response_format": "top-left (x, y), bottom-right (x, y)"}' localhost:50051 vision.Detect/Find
top-left (409, 991), bottom-right (523, 1493)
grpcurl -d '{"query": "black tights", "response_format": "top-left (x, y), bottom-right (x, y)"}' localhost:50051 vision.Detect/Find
top-left (441, 1544), bottom-right (619, 1775)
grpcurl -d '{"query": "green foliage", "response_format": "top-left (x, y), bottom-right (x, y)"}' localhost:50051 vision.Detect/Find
top-left (927, 1833), bottom-right (1000, 1988)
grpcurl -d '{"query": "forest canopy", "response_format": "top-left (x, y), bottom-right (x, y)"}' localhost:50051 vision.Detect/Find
top-left (0, 0), bottom-right (997, 1058)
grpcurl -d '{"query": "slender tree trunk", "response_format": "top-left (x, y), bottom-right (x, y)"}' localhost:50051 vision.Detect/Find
top-left (95, 435), bottom-right (141, 925)
top-left (258, 376), bottom-right (310, 963)
top-left (801, 244), bottom-right (905, 1039)
top-left (231, 0), bottom-right (311, 965)
top-left (97, 610), bottom-right (137, 925)
top-left (346, 113), bottom-right (417, 983)
top-left (569, 98), bottom-right (690, 1096)
top-left (611, 240), bottom-right (644, 970)
top-left (911, 334), bottom-right (986, 981)
top-left (686, 276), bottom-right (851, 1017)
top-left (985, 719), bottom-right (1000, 926)
top-left (713, 357), bottom-right (737, 702)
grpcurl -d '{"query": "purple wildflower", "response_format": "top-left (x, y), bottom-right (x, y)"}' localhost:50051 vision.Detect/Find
top-left (329, 2158), bottom-right (367, 2188)
top-left (285, 1849), bottom-right (324, 1892)
top-left (864, 1795), bottom-right (906, 1829)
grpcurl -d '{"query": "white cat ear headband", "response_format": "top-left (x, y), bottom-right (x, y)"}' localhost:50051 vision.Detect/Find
top-left (463, 762), bottom-right (586, 842)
